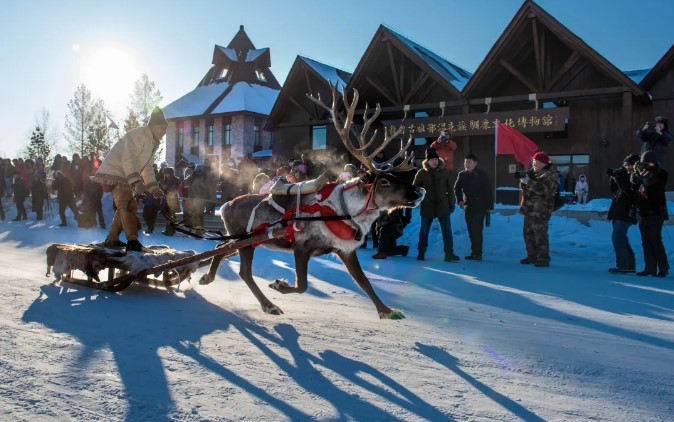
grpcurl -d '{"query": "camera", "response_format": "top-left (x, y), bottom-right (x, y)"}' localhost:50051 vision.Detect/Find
top-left (514, 170), bottom-right (528, 179)
top-left (641, 121), bottom-right (659, 143)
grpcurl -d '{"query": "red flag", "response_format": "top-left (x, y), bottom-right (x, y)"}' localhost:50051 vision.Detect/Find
top-left (495, 122), bottom-right (539, 169)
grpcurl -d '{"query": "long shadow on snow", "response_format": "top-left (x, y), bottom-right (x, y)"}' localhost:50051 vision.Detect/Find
top-left (22, 284), bottom-right (310, 421)
top-left (414, 264), bottom-right (674, 351)
top-left (415, 343), bottom-right (545, 422)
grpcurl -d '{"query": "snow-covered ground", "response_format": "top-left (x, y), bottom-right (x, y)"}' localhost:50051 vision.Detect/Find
top-left (1, 196), bottom-right (673, 421)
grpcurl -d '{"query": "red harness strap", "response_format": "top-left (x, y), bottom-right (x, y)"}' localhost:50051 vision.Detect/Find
top-left (249, 181), bottom-right (378, 245)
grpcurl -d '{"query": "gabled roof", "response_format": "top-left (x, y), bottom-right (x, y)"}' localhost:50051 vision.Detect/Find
top-left (346, 25), bottom-right (469, 106)
top-left (463, 0), bottom-right (644, 98)
top-left (624, 69), bottom-right (650, 85)
top-left (164, 25), bottom-right (280, 120)
top-left (640, 43), bottom-right (674, 90)
top-left (265, 56), bottom-right (353, 130)
top-left (386, 27), bottom-right (472, 92)
top-left (163, 82), bottom-right (229, 119)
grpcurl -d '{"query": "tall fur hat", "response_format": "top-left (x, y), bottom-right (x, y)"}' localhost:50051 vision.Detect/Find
top-left (425, 148), bottom-right (439, 160)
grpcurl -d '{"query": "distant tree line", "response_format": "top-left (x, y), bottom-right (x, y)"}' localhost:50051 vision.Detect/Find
top-left (22, 74), bottom-right (162, 162)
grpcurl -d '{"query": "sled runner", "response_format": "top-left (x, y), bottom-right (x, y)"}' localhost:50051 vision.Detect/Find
top-left (45, 225), bottom-right (288, 292)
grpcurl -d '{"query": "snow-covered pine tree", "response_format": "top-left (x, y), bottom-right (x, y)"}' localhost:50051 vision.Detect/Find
top-left (129, 74), bottom-right (162, 122)
top-left (25, 125), bottom-right (51, 163)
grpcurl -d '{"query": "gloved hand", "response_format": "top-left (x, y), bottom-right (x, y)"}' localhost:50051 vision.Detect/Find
top-left (132, 181), bottom-right (149, 196)
top-left (150, 186), bottom-right (165, 199)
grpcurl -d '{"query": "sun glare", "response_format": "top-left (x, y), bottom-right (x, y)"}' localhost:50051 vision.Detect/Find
top-left (84, 47), bottom-right (139, 109)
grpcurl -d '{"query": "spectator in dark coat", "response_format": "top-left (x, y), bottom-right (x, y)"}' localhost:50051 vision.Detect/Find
top-left (636, 116), bottom-right (672, 168)
top-left (606, 154), bottom-right (640, 274)
top-left (82, 179), bottom-right (105, 229)
top-left (160, 167), bottom-right (181, 236)
top-left (412, 148), bottom-right (459, 262)
top-left (183, 165), bottom-right (209, 232)
top-left (631, 151), bottom-right (669, 277)
top-left (519, 152), bottom-right (558, 267)
top-left (51, 170), bottom-right (81, 227)
top-left (454, 153), bottom-right (493, 260)
top-left (30, 171), bottom-right (49, 221)
top-left (371, 209), bottom-right (410, 259)
top-left (12, 172), bottom-right (28, 221)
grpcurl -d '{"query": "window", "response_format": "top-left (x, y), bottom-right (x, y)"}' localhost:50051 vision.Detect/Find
top-left (414, 112), bottom-right (428, 146)
top-left (254, 124), bottom-right (261, 147)
top-left (550, 154), bottom-right (589, 193)
top-left (255, 68), bottom-right (266, 82)
top-left (191, 125), bottom-right (200, 155)
top-left (192, 126), bottom-right (200, 146)
top-left (223, 123), bottom-right (231, 145)
top-left (207, 125), bottom-right (214, 146)
top-left (177, 125), bottom-right (184, 148)
top-left (218, 68), bottom-right (228, 80)
top-left (312, 125), bottom-right (327, 150)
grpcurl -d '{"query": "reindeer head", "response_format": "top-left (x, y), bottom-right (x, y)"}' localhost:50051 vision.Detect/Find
top-left (308, 84), bottom-right (425, 211)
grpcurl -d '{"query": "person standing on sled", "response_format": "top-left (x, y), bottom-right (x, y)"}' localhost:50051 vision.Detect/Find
top-left (91, 107), bottom-right (167, 252)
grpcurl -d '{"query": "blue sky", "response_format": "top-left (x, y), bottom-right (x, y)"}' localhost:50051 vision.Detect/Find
top-left (1, 0), bottom-right (672, 159)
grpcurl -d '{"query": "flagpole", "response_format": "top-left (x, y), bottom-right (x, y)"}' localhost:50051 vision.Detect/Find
top-left (494, 119), bottom-right (499, 206)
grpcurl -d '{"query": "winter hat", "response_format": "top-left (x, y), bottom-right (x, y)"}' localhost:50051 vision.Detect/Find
top-left (148, 106), bottom-right (167, 126)
top-left (641, 150), bottom-right (658, 165)
top-left (655, 116), bottom-right (668, 131)
top-left (623, 154), bottom-right (640, 165)
top-left (532, 151), bottom-right (550, 164)
top-left (164, 167), bottom-right (175, 176)
top-left (425, 148), bottom-right (440, 160)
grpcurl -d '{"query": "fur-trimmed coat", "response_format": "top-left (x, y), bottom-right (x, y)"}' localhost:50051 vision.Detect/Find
top-left (519, 165), bottom-right (558, 219)
top-left (412, 159), bottom-right (455, 218)
top-left (91, 126), bottom-right (160, 191)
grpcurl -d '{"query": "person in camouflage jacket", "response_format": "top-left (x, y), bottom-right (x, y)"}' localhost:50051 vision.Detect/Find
top-left (519, 151), bottom-right (558, 267)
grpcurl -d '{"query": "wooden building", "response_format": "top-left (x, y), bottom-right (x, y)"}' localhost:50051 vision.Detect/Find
top-left (163, 25), bottom-right (281, 168)
top-left (268, 0), bottom-right (673, 198)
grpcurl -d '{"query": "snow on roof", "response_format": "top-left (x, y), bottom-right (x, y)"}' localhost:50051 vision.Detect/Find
top-left (386, 27), bottom-right (472, 91)
top-left (245, 48), bottom-right (268, 63)
top-left (163, 82), bottom-right (229, 119)
top-left (211, 82), bottom-right (279, 115)
top-left (300, 56), bottom-right (351, 91)
top-left (216, 45), bottom-right (238, 61)
top-left (623, 68), bottom-right (651, 85)
top-left (252, 149), bottom-right (272, 158)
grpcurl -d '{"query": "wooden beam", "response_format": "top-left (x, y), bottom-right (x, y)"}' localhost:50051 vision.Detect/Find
top-left (403, 73), bottom-right (430, 104)
top-left (531, 18), bottom-right (543, 90)
top-left (386, 42), bottom-right (402, 103)
top-left (622, 91), bottom-right (633, 145)
top-left (546, 51), bottom-right (580, 91)
top-left (303, 67), bottom-right (318, 117)
top-left (499, 58), bottom-right (538, 92)
top-left (412, 79), bottom-right (435, 105)
top-left (366, 76), bottom-right (399, 105)
top-left (289, 96), bottom-right (319, 118)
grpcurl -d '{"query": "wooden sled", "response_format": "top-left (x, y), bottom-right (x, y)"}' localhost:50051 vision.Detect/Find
top-left (45, 225), bottom-right (288, 292)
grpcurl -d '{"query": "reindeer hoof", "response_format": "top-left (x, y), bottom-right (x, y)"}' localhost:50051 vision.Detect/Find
top-left (269, 279), bottom-right (290, 291)
top-left (379, 309), bottom-right (405, 320)
top-left (262, 304), bottom-right (284, 315)
top-left (199, 274), bottom-right (215, 285)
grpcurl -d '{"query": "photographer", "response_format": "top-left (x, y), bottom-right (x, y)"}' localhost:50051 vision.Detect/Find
top-left (636, 116), bottom-right (671, 168)
top-left (430, 129), bottom-right (458, 172)
top-left (518, 151), bottom-right (558, 267)
top-left (630, 151), bottom-right (669, 277)
top-left (606, 154), bottom-right (640, 274)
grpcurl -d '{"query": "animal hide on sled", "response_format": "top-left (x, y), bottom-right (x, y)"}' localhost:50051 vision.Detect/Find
top-left (46, 243), bottom-right (201, 281)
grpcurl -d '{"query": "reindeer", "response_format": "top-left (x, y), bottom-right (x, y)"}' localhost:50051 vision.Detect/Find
top-left (199, 84), bottom-right (425, 319)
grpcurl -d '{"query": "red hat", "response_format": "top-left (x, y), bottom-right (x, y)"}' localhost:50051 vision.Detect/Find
top-left (533, 151), bottom-right (550, 164)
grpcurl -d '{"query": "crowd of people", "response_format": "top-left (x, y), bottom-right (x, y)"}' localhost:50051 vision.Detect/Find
top-left (0, 112), bottom-right (671, 277)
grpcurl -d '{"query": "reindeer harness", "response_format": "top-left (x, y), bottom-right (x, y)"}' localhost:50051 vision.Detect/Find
top-left (245, 177), bottom-right (381, 245)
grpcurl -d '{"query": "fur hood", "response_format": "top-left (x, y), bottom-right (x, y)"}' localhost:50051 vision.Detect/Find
top-left (421, 158), bottom-right (446, 172)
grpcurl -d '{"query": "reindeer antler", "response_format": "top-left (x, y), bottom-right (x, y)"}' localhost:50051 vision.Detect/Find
top-left (307, 83), bottom-right (413, 173)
